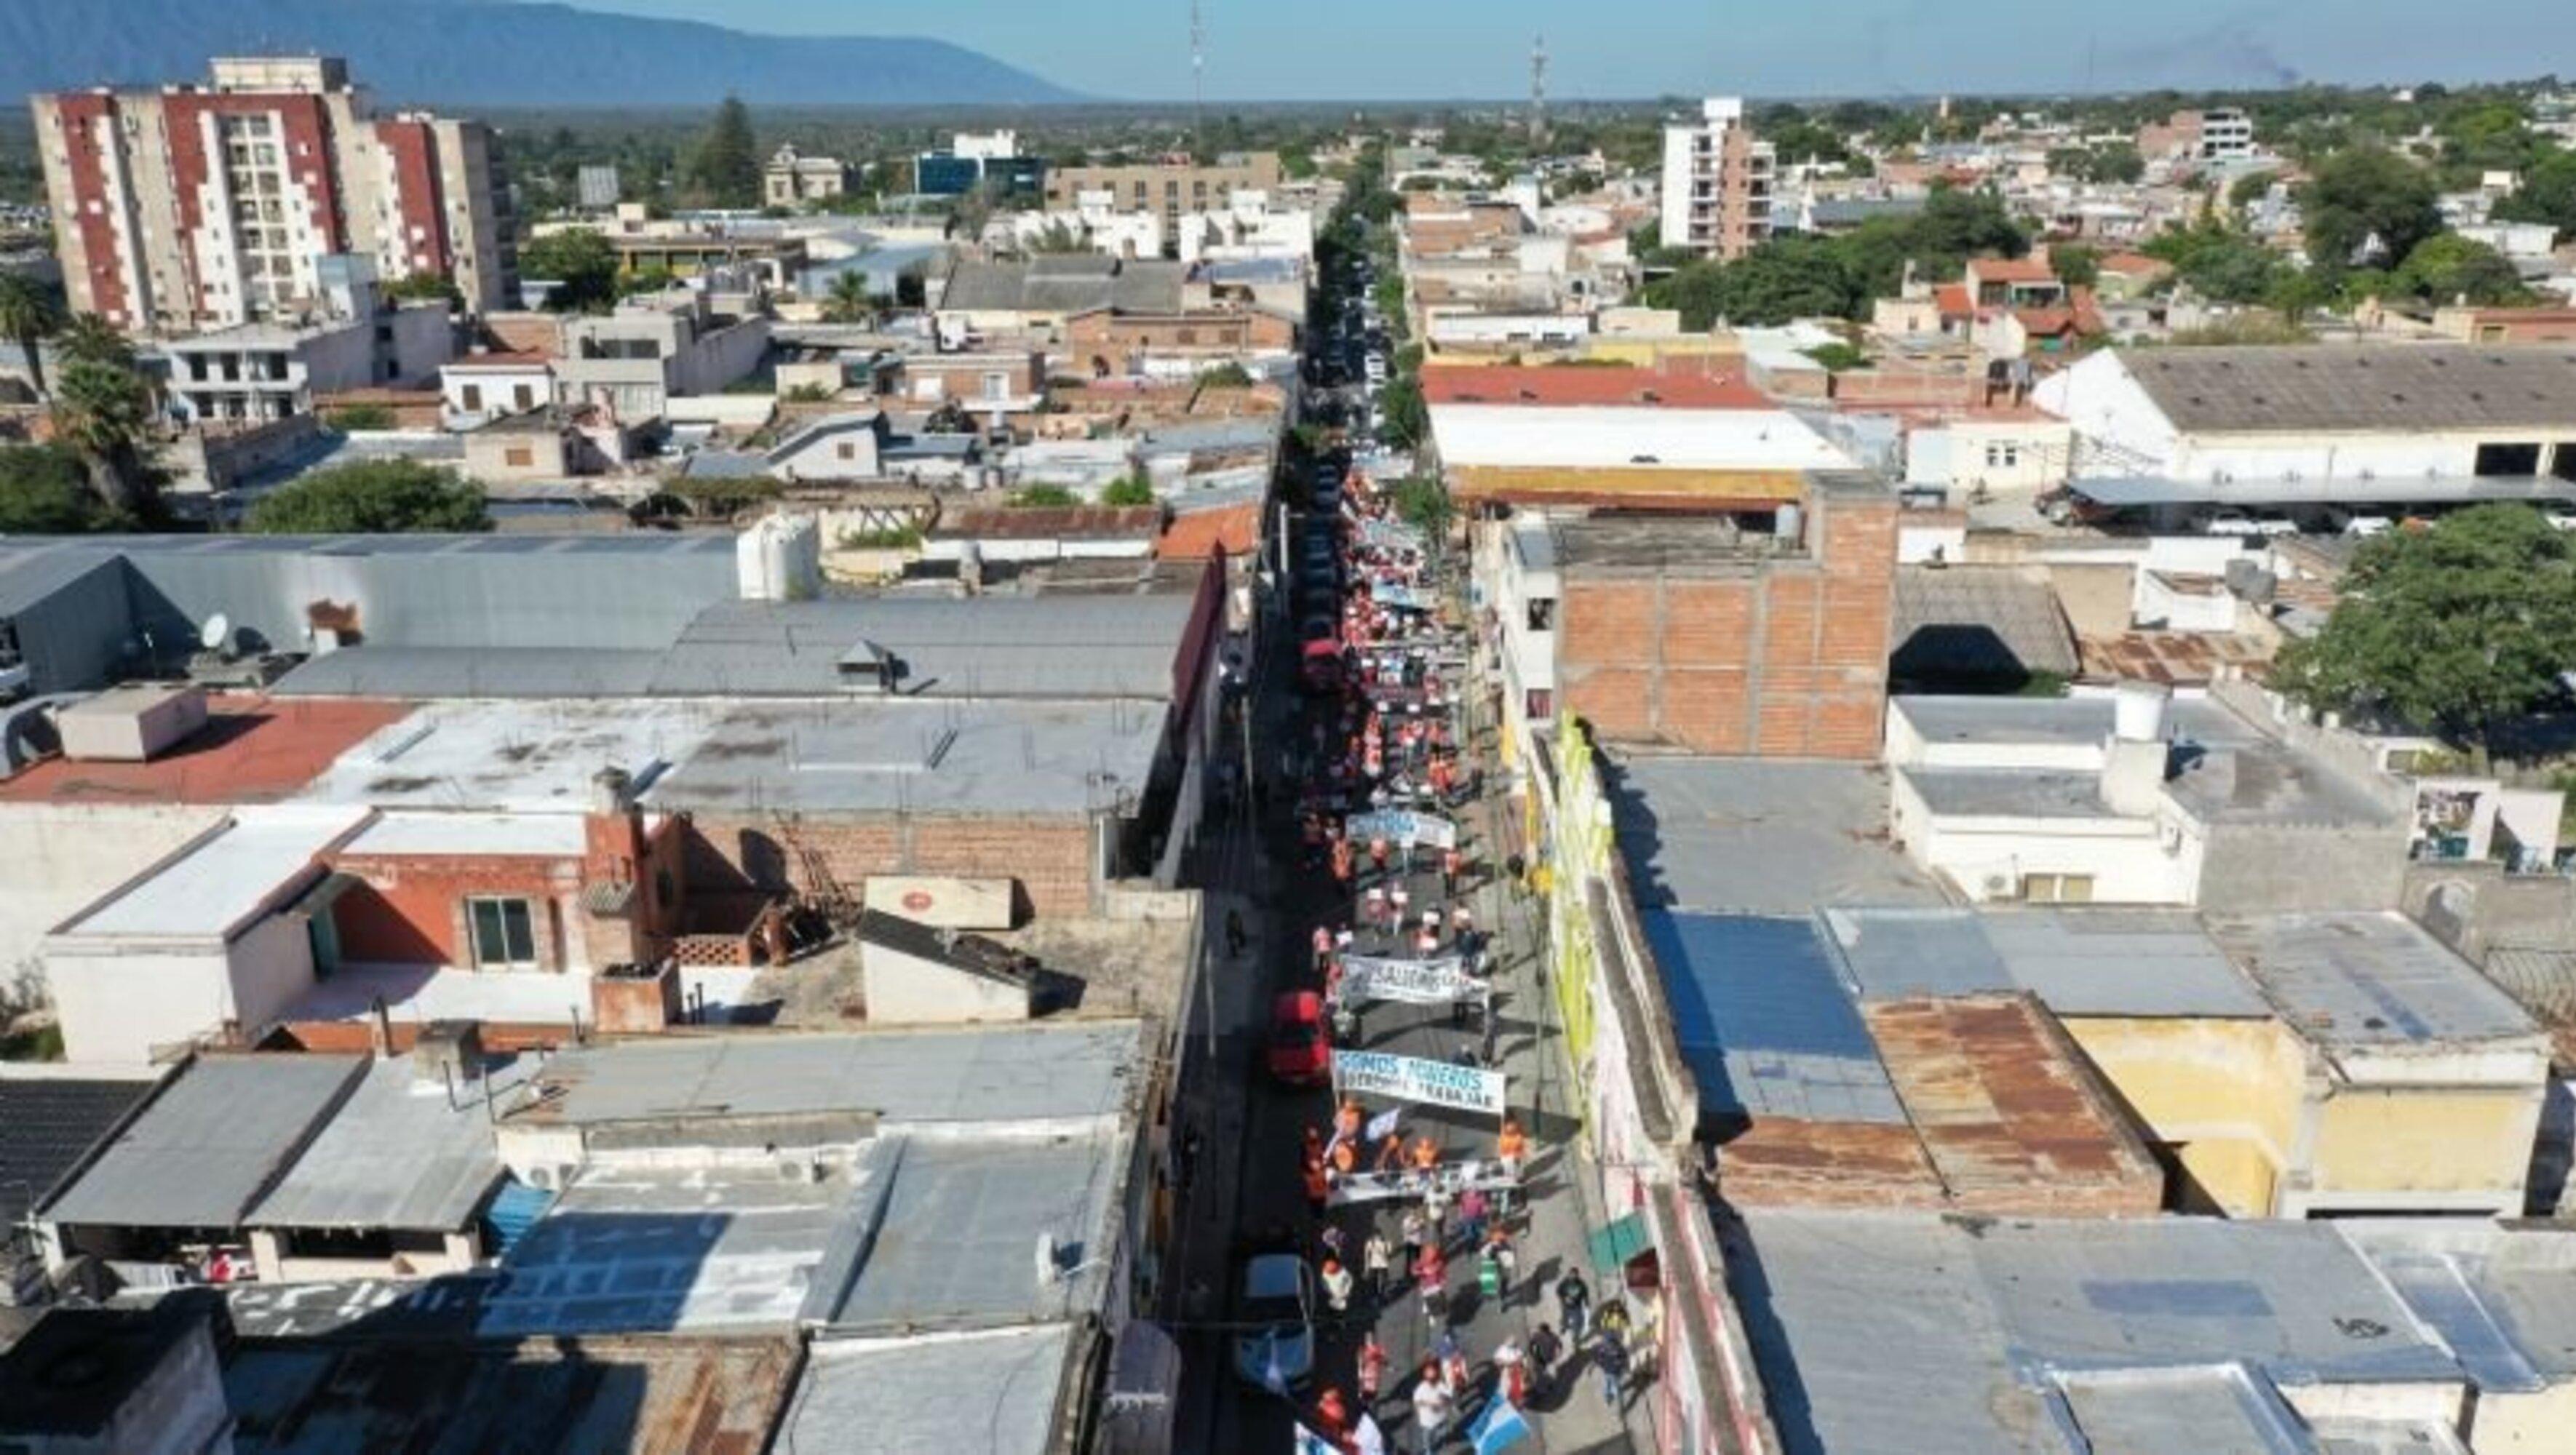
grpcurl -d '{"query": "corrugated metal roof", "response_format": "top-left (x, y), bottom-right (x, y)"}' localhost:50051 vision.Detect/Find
top-left (274, 647), bottom-right (667, 699)
top-left (1736, 1209), bottom-right (2470, 1455)
top-left (782, 1327), bottom-right (1076, 1454)
top-left (2054, 1368), bottom-right (2313, 1455)
top-left (0, 1076), bottom-right (156, 1226)
top-left (1610, 758), bottom-right (1942, 916)
top-left (1642, 910), bottom-right (1905, 1128)
top-left (2123, 345), bottom-right (2576, 434)
top-left (2340, 1219), bottom-right (2576, 1390)
top-left (43, 1054), bottom-right (366, 1229)
top-left (939, 258), bottom-right (1185, 314)
top-left (1891, 565), bottom-right (2080, 683)
top-left (2204, 912), bottom-right (2543, 1048)
top-left (506, 1021), bottom-right (1145, 1130)
top-left (248, 1056), bottom-right (508, 1232)
top-left (656, 596), bottom-right (1192, 700)
top-left (1823, 907), bottom-right (2014, 1002)
top-left (1981, 909), bottom-right (2274, 1018)
top-left (821, 1134), bottom-right (1121, 1328)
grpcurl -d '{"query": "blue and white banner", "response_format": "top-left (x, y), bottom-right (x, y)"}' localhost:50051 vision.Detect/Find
top-left (1470, 1396), bottom-right (1532, 1454)
top-left (1332, 1049), bottom-right (1506, 1116)
top-left (1344, 809), bottom-right (1457, 849)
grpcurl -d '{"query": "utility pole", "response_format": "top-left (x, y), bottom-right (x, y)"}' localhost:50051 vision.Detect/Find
top-left (1529, 34), bottom-right (1549, 150)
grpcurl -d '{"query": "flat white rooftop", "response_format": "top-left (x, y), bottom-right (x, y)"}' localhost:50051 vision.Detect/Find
top-left (56, 806), bottom-right (370, 941)
top-left (340, 811), bottom-right (590, 858)
top-left (299, 698), bottom-right (724, 813)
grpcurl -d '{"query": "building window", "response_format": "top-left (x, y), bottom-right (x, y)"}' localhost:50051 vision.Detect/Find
top-left (837, 441), bottom-right (856, 461)
top-left (2021, 873), bottom-right (2095, 904)
top-left (466, 897), bottom-right (538, 968)
top-left (1525, 688), bottom-right (1554, 720)
top-left (503, 445), bottom-right (534, 468)
top-left (1984, 442), bottom-right (2021, 470)
top-left (512, 384), bottom-right (534, 411)
top-left (2475, 442), bottom-right (2543, 477)
top-left (461, 383), bottom-right (482, 412)
top-left (1527, 598), bottom-right (1556, 631)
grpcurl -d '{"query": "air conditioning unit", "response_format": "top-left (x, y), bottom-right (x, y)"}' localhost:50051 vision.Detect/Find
top-left (1982, 874), bottom-right (2012, 896)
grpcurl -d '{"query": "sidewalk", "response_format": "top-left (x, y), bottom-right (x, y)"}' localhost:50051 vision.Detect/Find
top-left (1460, 765), bottom-right (1655, 1454)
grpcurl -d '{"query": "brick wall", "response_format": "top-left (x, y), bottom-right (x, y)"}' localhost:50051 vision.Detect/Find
top-left (1557, 492), bottom-right (1896, 758)
top-left (687, 811), bottom-right (1099, 920)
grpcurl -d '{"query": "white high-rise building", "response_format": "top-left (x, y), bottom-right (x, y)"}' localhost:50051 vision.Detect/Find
top-left (1658, 97), bottom-right (1776, 260)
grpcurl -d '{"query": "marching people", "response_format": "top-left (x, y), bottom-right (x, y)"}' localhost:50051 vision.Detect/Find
top-left (1526, 1321), bottom-right (1564, 1401)
top-left (1410, 1361), bottom-right (1452, 1455)
top-left (1555, 1268), bottom-right (1591, 1343)
top-left (1358, 1329), bottom-right (1388, 1408)
top-left (1321, 1256), bottom-right (1354, 1315)
top-left (1364, 1227), bottom-right (1394, 1303)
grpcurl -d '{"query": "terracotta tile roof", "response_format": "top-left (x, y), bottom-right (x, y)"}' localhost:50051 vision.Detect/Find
top-left (443, 353), bottom-right (552, 372)
top-left (1421, 363), bottom-right (1768, 409)
top-left (1969, 255), bottom-right (2059, 285)
top-left (2077, 631), bottom-right (2276, 685)
top-left (1156, 501), bottom-right (1263, 559)
top-left (1933, 284), bottom-right (1973, 319)
top-left (2097, 252), bottom-right (2171, 276)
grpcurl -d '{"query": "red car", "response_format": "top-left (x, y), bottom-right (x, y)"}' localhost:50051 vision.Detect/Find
top-left (1300, 638), bottom-right (1344, 695)
top-left (1267, 990), bottom-right (1331, 1085)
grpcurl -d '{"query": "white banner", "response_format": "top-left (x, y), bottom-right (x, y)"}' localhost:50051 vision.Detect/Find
top-left (1344, 809), bottom-right (1457, 849)
top-left (1359, 517), bottom-right (1423, 549)
top-left (1334, 1050), bottom-right (1506, 1116)
top-left (1343, 953), bottom-right (1483, 1005)
top-left (1328, 1161), bottom-right (1522, 1207)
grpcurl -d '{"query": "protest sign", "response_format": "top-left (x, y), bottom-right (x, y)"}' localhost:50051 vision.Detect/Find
top-left (1333, 1050), bottom-right (1506, 1115)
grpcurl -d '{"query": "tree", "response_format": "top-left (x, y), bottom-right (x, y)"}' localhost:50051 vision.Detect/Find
top-left (2393, 233), bottom-right (2534, 306)
top-left (2494, 148), bottom-right (2576, 239)
top-left (382, 272), bottom-right (464, 310)
top-left (1009, 484), bottom-right (1079, 509)
top-left (1101, 476), bottom-right (1157, 506)
top-left (2048, 144), bottom-right (2144, 185)
top-left (617, 265), bottom-right (678, 298)
top-left (819, 271), bottom-right (876, 324)
top-left (1196, 360), bottom-right (1255, 388)
top-left (2298, 148), bottom-right (2441, 273)
top-left (1378, 375), bottom-right (1428, 448)
top-left (687, 97), bottom-right (761, 210)
top-left (2051, 244), bottom-right (2101, 290)
top-left (518, 229), bottom-right (619, 313)
top-left (0, 444), bottom-right (111, 533)
top-left (2275, 504), bottom-right (2576, 750)
top-left (2228, 169), bottom-right (2281, 208)
top-left (0, 272), bottom-right (63, 396)
top-left (325, 404), bottom-right (397, 432)
top-left (247, 459), bottom-right (490, 534)
top-left (55, 314), bottom-right (136, 372)
top-left (51, 359), bottom-right (155, 513)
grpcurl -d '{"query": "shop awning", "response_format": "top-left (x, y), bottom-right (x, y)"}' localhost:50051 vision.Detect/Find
top-left (1586, 1211), bottom-right (1653, 1276)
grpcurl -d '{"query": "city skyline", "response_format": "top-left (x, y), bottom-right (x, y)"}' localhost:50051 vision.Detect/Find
top-left (544, 0), bottom-right (2574, 103)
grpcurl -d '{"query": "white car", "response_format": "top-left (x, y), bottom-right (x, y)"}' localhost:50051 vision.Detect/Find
top-left (2201, 509), bottom-right (2297, 538)
top-left (2545, 511), bottom-right (2576, 533)
top-left (2339, 514), bottom-right (2394, 538)
top-left (1231, 1253), bottom-right (1315, 1390)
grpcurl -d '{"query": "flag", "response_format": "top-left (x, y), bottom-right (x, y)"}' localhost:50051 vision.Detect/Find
top-left (1468, 1395), bottom-right (1532, 1454)
top-left (1295, 1425), bottom-right (1340, 1455)
top-left (1365, 1107), bottom-right (1401, 1144)
top-left (1352, 1414), bottom-right (1387, 1455)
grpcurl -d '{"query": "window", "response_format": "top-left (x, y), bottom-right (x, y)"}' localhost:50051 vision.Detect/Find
top-left (467, 897), bottom-right (538, 968)
top-left (2021, 873), bottom-right (2095, 904)
top-left (512, 384), bottom-right (534, 411)
top-left (837, 441), bottom-right (856, 461)
top-left (503, 445), bottom-right (534, 468)
top-left (1525, 688), bottom-right (1554, 720)
top-left (982, 371), bottom-right (1009, 399)
top-left (2551, 443), bottom-right (2576, 484)
top-left (1526, 597), bottom-right (1556, 631)
top-left (2474, 442), bottom-right (2543, 477)
top-left (1984, 442), bottom-right (2021, 470)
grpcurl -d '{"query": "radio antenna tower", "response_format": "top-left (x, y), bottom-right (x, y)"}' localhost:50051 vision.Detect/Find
top-left (1191, 0), bottom-right (1206, 157)
top-left (1530, 33), bottom-right (1549, 149)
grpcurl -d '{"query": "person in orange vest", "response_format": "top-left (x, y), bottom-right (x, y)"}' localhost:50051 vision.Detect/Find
top-left (1304, 1125), bottom-right (1325, 1165)
top-left (1313, 1387), bottom-right (1351, 1444)
top-left (1496, 1117), bottom-right (1530, 1179)
top-left (1357, 1330), bottom-right (1388, 1406)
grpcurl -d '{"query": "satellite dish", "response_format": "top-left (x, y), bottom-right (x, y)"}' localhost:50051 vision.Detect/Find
top-left (199, 613), bottom-right (231, 653)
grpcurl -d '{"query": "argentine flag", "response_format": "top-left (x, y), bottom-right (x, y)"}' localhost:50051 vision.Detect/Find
top-left (1468, 1395), bottom-right (1532, 1454)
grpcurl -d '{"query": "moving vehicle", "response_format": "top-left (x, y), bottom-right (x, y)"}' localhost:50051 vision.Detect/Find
top-left (1300, 637), bottom-right (1345, 695)
top-left (1265, 989), bottom-right (1331, 1085)
top-left (1231, 1253), bottom-right (1318, 1390)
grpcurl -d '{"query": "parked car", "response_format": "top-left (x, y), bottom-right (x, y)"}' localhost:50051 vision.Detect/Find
top-left (2200, 509), bottom-right (2297, 538)
top-left (1300, 637), bottom-right (1344, 695)
top-left (1231, 1252), bottom-right (1318, 1390)
top-left (1265, 989), bottom-right (1331, 1085)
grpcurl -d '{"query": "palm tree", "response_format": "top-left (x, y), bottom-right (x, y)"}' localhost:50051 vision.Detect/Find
top-left (820, 270), bottom-right (875, 324)
top-left (55, 313), bottom-right (137, 372)
top-left (52, 360), bottom-right (156, 514)
top-left (0, 273), bottom-right (65, 397)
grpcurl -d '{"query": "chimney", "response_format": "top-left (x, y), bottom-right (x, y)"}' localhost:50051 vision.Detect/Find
top-left (592, 766), bottom-right (632, 818)
top-left (2100, 681), bottom-right (2172, 817)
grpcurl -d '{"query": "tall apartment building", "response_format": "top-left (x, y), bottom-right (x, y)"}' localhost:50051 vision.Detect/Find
top-left (1043, 154), bottom-right (1284, 256)
top-left (1658, 97), bottom-right (1775, 261)
top-left (31, 57), bottom-right (517, 333)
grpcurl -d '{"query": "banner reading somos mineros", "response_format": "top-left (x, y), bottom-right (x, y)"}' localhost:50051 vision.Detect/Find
top-left (1332, 1049), bottom-right (1506, 1116)
top-left (1341, 953), bottom-right (1482, 1005)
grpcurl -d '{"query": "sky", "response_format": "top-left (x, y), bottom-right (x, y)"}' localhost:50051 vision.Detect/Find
top-left (547, 1), bottom-right (2570, 102)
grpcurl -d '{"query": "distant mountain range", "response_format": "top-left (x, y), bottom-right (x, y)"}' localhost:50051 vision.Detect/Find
top-left (0, 0), bottom-right (1080, 108)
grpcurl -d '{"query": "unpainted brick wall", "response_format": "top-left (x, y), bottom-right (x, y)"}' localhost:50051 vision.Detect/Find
top-left (687, 812), bottom-right (1098, 920)
top-left (1557, 493), bottom-right (1897, 758)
